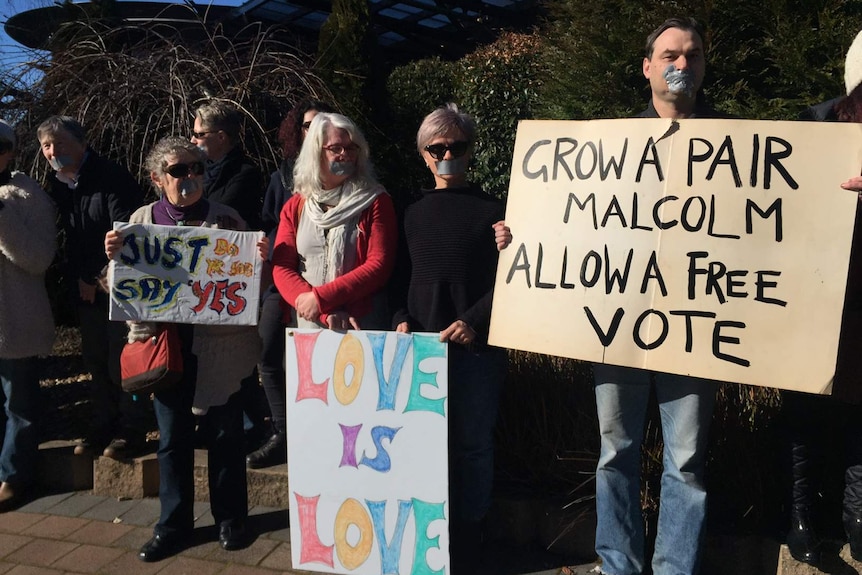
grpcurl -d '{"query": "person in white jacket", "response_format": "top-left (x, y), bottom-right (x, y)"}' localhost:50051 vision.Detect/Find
top-left (0, 118), bottom-right (56, 511)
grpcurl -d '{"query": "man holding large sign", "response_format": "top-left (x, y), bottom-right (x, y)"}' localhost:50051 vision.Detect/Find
top-left (489, 17), bottom-right (862, 575)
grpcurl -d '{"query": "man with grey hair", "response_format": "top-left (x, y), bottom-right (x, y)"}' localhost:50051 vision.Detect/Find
top-left (37, 115), bottom-right (148, 460)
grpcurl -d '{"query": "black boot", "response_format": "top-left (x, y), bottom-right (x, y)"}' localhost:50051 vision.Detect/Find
top-left (246, 433), bottom-right (286, 469)
top-left (787, 506), bottom-right (820, 565)
top-left (845, 514), bottom-right (862, 561)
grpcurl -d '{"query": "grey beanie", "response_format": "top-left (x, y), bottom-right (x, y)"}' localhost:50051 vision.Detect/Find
top-left (0, 119), bottom-right (15, 148)
top-left (846, 30), bottom-right (862, 95)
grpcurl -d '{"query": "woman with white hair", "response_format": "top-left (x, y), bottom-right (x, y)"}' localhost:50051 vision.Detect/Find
top-left (272, 113), bottom-right (396, 331)
top-left (0, 119), bottom-right (56, 511)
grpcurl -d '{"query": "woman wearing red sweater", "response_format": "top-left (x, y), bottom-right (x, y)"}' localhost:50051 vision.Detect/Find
top-left (272, 113), bottom-right (396, 331)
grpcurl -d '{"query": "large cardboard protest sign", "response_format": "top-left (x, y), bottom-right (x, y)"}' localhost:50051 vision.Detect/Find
top-left (489, 119), bottom-right (862, 393)
top-left (108, 223), bottom-right (263, 325)
top-left (286, 329), bottom-right (449, 575)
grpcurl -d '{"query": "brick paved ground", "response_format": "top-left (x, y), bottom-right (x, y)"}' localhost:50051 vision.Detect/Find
top-left (0, 491), bottom-right (570, 575)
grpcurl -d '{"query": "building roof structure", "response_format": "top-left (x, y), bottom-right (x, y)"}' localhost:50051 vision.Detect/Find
top-left (6, 0), bottom-right (540, 63)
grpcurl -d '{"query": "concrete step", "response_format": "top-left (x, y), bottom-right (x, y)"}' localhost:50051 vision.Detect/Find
top-left (38, 441), bottom-right (290, 508)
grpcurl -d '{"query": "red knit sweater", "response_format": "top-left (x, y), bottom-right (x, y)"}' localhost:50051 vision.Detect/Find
top-left (271, 192), bottom-right (397, 325)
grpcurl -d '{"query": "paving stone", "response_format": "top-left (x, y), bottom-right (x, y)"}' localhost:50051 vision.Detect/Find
top-left (153, 556), bottom-right (223, 575)
top-left (115, 499), bottom-right (160, 527)
top-left (5, 539), bottom-right (79, 567)
top-left (4, 565), bottom-right (65, 574)
top-left (0, 561), bottom-right (12, 574)
top-left (49, 544), bottom-right (124, 573)
top-left (192, 503), bottom-right (214, 527)
top-left (79, 497), bottom-right (140, 522)
top-left (0, 534), bottom-right (31, 560)
top-left (21, 516), bottom-right (90, 540)
top-left (0, 513), bottom-right (44, 534)
top-left (258, 542), bottom-right (292, 571)
top-left (64, 520), bottom-right (133, 545)
top-left (40, 494), bottom-right (103, 518)
top-left (208, 537), bottom-right (279, 566)
top-left (99, 550), bottom-right (167, 575)
top-left (111, 526), bottom-right (154, 551)
top-left (15, 493), bottom-right (74, 514)
top-left (219, 564), bottom-right (283, 575)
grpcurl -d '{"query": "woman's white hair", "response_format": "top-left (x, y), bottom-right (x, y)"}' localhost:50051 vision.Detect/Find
top-left (292, 113), bottom-right (377, 197)
top-left (416, 103), bottom-right (476, 154)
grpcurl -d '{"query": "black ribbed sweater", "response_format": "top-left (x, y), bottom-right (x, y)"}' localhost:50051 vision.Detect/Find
top-left (391, 185), bottom-right (504, 341)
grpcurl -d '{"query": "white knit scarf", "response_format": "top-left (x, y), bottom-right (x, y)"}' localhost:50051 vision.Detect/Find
top-left (302, 180), bottom-right (384, 282)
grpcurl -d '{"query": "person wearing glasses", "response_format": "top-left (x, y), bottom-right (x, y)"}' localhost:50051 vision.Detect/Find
top-left (104, 137), bottom-right (268, 561)
top-left (37, 116), bottom-right (149, 461)
top-left (248, 99), bottom-right (335, 470)
top-left (271, 112), bottom-right (396, 332)
top-left (391, 103), bottom-right (510, 570)
top-left (190, 101), bottom-right (264, 231)
top-left (191, 101), bottom-right (269, 452)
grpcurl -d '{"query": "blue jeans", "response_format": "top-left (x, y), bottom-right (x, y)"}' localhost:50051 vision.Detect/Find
top-left (0, 357), bottom-right (41, 486)
top-left (448, 345), bottom-right (507, 525)
top-left (152, 327), bottom-right (247, 536)
top-left (593, 364), bottom-right (715, 575)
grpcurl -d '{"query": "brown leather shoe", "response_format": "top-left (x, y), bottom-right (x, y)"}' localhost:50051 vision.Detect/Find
top-left (0, 482), bottom-right (28, 513)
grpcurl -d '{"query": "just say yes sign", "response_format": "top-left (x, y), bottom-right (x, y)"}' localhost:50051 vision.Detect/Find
top-left (108, 222), bottom-right (264, 325)
top-left (489, 118), bottom-right (862, 393)
top-left (285, 329), bottom-right (449, 575)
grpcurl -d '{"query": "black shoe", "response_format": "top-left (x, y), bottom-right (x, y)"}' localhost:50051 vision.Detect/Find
top-left (219, 522), bottom-right (248, 550)
top-left (787, 507), bottom-right (820, 565)
top-left (246, 433), bottom-right (286, 469)
top-left (139, 533), bottom-right (185, 562)
top-left (845, 515), bottom-right (862, 561)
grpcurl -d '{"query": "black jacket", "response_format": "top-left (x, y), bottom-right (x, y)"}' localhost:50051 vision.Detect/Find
top-left (47, 148), bottom-right (143, 289)
top-left (203, 146), bottom-right (263, 231)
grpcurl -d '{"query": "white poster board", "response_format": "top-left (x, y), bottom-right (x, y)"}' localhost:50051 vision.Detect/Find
top-left (286, 329), bottom-right (449, 575)
top-left (489, 118), bottom-right (862, 393)
top-left (108, 222), bottom-right (263, 326)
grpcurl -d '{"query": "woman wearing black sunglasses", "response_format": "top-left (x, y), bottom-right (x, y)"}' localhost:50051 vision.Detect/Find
top-left (104, 137), bottom-right (268, 562)
top-left (391, 103), bottom-right (511, 569)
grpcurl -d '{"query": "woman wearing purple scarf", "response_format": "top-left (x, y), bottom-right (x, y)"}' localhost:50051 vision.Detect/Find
top-left (104, 137), bottom-right (267, 562)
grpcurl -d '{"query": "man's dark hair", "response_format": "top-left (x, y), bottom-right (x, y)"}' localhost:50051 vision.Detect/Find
top-left (645, 17), bottom-right (704, 58)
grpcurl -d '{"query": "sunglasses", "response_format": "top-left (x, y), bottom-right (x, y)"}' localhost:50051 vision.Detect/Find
top-left (191, 130), bottom-right (220, 139)
top-left (165, 161), bottom-right (205, 178)
top-left (322, 144), bottom-right (359, 156)
top-left (424, 141), bottom-right (469, 161)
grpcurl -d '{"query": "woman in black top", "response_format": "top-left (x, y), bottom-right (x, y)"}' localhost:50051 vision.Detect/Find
top-left (392, 103), bottom-right (510, 565)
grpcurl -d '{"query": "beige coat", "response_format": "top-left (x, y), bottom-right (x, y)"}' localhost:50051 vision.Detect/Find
top-left (0, 172), bottom-right (56, 358)
top-left (129, 201), bottom-right (261, 413)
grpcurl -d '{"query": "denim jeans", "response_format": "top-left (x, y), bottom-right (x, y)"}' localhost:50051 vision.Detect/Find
top-left (448, 345), bottom-right (507, 525)
top-left (593, 364), bottom-right (715, 575)
top-left (258, 288), bottom-right (288, 435)
top-left (152, 328), bottom-right (247, 536)
top-left (0, 357), bottom-right (40, 485)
